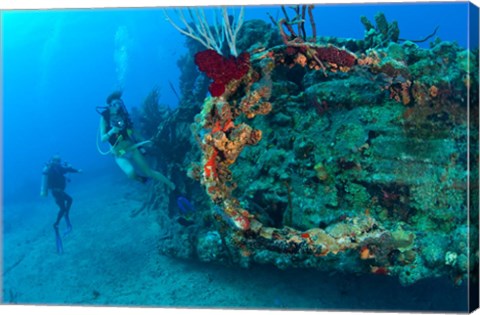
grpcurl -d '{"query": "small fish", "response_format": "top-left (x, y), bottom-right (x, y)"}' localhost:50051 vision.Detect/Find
top-left (177, 196), bottom-right (195, 215)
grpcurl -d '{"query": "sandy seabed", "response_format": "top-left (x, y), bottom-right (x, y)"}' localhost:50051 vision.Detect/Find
top-left (2, 172), bottom-right (469, 312)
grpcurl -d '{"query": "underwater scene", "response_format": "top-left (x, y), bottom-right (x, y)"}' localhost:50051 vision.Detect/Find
top-left (1, 1), bottom-right (479, 313)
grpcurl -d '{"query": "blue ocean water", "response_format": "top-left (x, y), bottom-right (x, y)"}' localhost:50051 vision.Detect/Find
top-left (1, 1), bottom-right (476, 312)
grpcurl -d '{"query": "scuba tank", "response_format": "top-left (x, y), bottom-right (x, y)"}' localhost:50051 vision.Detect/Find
top-left (40, 165), bottom-right (49, 197)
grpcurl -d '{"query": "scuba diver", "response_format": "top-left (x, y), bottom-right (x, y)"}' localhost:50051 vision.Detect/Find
top-left (40, 155), bottom-right (82, 254)
top-left (97, 91), bottom-right (175, 190)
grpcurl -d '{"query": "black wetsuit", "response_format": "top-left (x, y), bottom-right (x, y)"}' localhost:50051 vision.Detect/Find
top-left (45, 163), bottom-right (79, 228)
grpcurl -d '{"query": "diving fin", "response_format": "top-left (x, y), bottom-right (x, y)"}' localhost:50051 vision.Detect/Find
top-left (54, 225), bottom-right (63, 254)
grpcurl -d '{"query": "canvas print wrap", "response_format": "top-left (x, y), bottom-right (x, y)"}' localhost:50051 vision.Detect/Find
top-left (1, 1), bottom-right (479, 312)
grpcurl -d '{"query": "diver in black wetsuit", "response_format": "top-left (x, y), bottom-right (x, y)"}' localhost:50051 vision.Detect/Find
top-left (41, 155), bottom-right (82, 254)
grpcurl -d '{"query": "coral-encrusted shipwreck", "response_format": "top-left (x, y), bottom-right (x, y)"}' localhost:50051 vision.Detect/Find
top-left (157, 9), bottom-right (479, 286)
top-left (186, 43), bottom-right (410, 277)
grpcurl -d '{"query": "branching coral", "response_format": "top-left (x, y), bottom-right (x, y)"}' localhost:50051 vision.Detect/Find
top-left (271, 5), bottom-right (357, 75)
top-left (164, 6), bottom-right (244, 57)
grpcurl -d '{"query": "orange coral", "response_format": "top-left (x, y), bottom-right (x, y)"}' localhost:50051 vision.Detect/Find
top-left (294, 53), bottom-right (308, 67)
top-left (204, 149), bottom-right (218, 178)
top-left (360, 246), bottom-right (374, 260)
top-left (212, 118), bottom-right (235, 133)
top-left (211, 120), bottom-right (222, 133)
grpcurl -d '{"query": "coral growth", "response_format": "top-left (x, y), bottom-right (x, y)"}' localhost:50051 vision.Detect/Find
top-left (361, 12), bottom-right (400, 49)
top-left (157, 7), bottom-right (478, 288)
top-left (194, 49), bottom-right (251, 97)
top-left (315, 46), bottom-right (357, 68)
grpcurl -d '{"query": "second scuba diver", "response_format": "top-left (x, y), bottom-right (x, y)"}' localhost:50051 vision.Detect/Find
top-left (98, 91), bottom-right (175, 190)
top-left (41, 155), bottom-right (82, 254)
